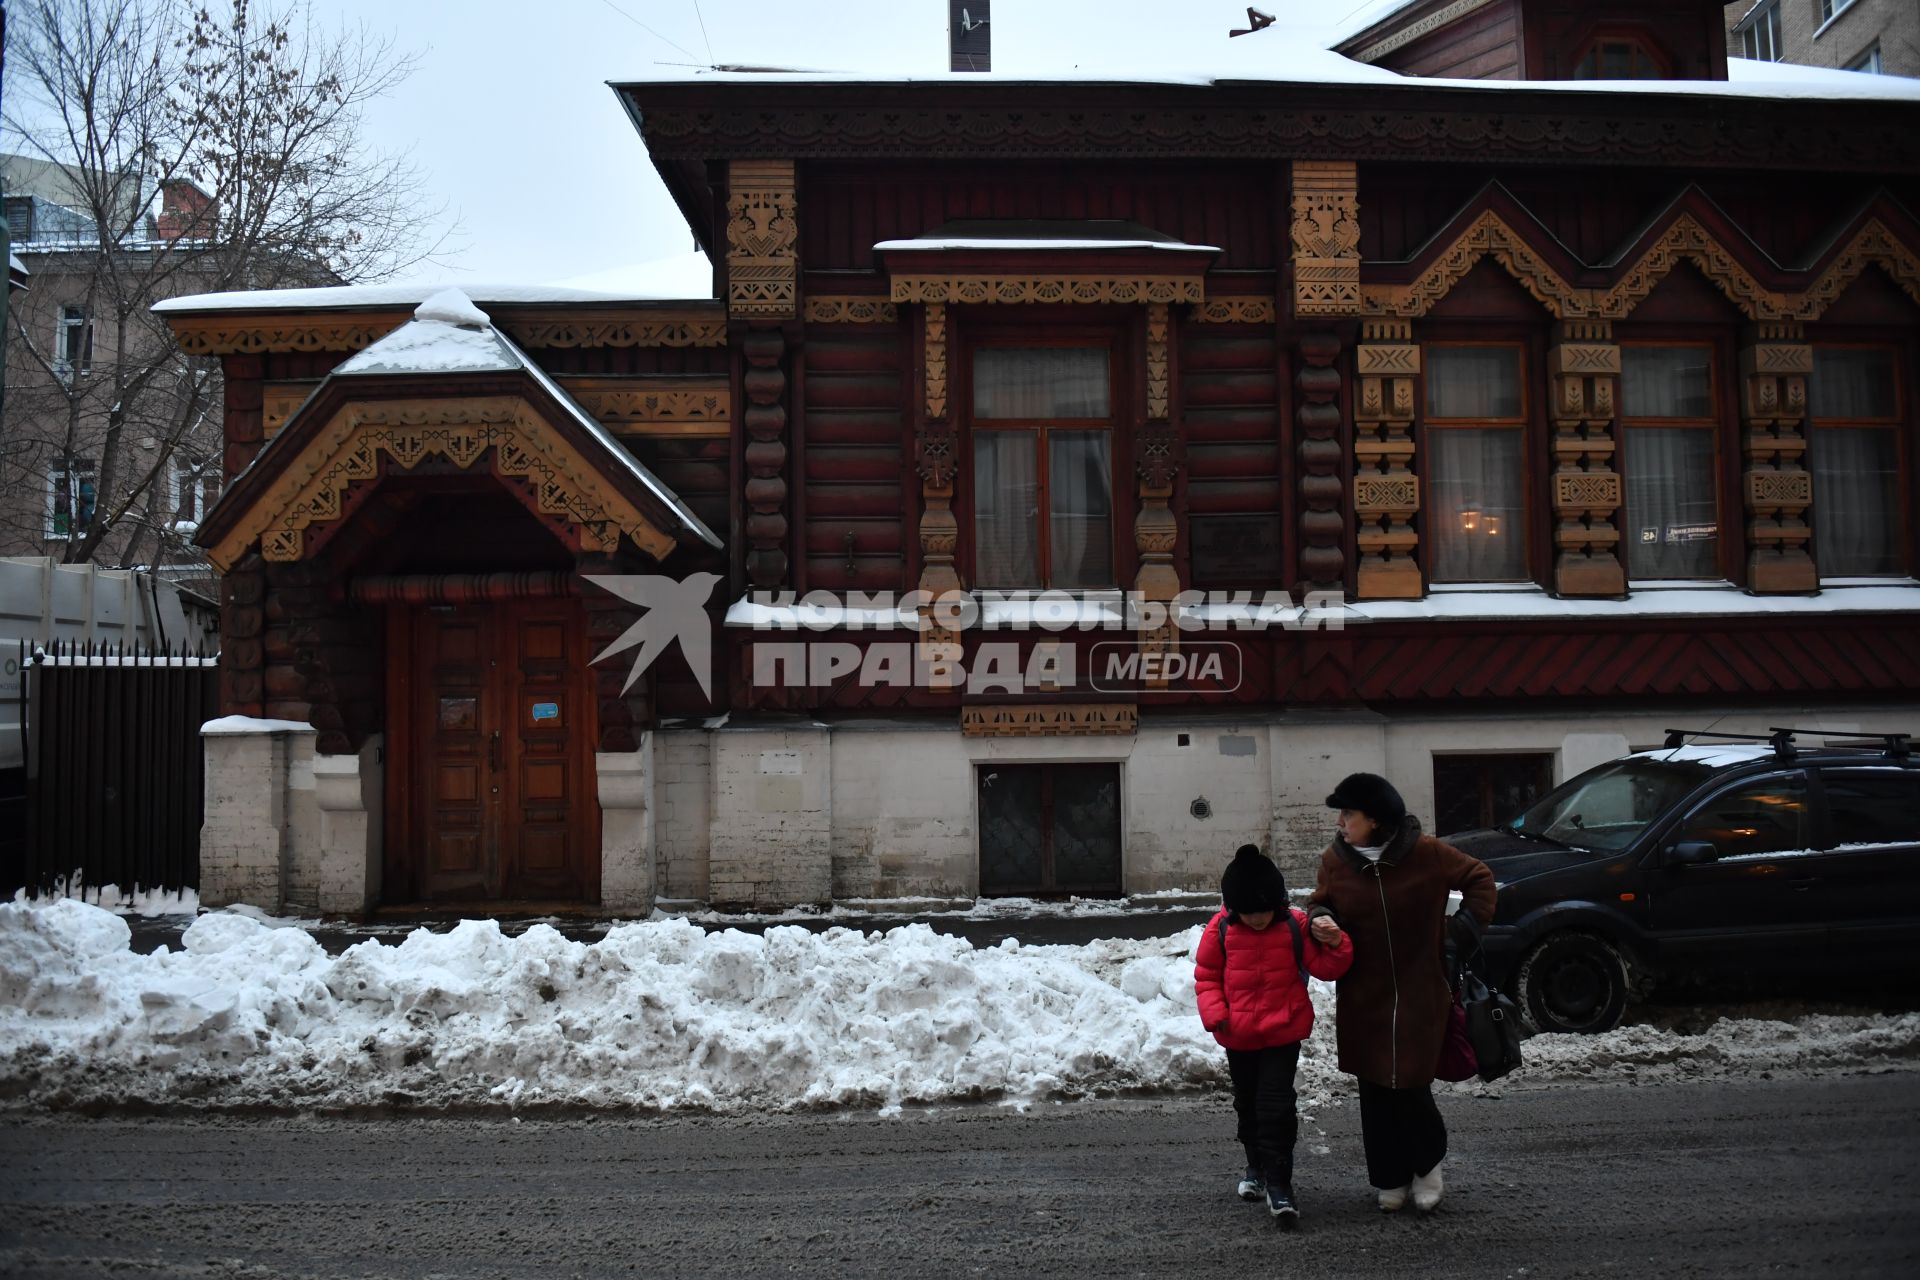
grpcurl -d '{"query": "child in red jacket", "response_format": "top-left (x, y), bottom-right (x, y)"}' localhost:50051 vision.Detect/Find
top-left (1196, 844), bottom-right (1353, 1228)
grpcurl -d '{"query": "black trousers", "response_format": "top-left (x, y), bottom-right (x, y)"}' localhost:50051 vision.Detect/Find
top-left (1356, 1079), bottom-right (1448, 1189)
top-left (1225, 1043), bottom-right (1301, 1187)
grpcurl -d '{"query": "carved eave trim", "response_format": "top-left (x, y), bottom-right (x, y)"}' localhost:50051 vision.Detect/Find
top-left (1346, 0), bottom-right (1497, 63)
top-left (960, 703), bottom-right (1138, 737)
top-left (559, 377), bottom-right (732, 436)
top-left (890, 276), bottom-right (1205, 305)
top-left (804, 296), bottom-right (901, 324)
top-left (1193, 296), bottom-right (1276, 325)
top-left (203, 395), bottom-right (678, 572)
top-left (1360, 210), bottom-right (1920, 322)
top-left (166, 306), bottom-right (727, 355)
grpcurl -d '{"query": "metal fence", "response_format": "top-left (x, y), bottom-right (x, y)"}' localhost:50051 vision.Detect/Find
top-left (7, 640), bottom-right (219, 898)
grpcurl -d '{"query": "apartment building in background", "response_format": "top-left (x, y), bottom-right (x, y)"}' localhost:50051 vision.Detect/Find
top-left (1729, 0), bottom-right (1919, 77)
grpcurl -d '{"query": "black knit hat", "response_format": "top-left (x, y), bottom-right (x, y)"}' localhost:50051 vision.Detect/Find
top-left (1221, 843), bottom-right (1286, 915)
top-left (1325, 772), bottom-right (1408, 830)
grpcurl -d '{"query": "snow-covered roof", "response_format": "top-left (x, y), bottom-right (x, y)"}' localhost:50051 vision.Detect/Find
top-left (876, 237), bottom-right (1219, 253)
top-left (256, 289), bottom-right (721, 551)
top-left (620, 33), bottom-right (1920, 102)
top-left (153, 279), bottom-right (722, 315)
top-left (876, 220), bottom-right (1220, 255)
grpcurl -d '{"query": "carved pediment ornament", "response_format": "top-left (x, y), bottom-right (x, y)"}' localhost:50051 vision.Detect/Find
top-left (1359, 212), bottom-right (1920, 323)
top-left (169, 310), bottom-right (727, 355)
top-left (890, 276), bottom-right (1204, 306)
top-left (208, 397), bottom-right (675, 572)
top-left (726, 160), bottom-right (799, 320)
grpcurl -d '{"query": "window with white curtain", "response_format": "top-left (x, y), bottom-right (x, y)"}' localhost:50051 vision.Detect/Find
top-left (1425, 345), bottom-right (1528, 583)
top-left (1810, 347), bottom-right (1904, 577)
top-left (971, 346), bottom-right (1114, 588)
top-left (1621, 346), bottom-right (1719, 580)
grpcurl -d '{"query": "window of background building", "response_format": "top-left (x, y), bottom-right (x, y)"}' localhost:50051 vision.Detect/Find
top-left (55, 305), bottom-right (92, 376)
top-left (970, 345), bottom-right (1115, 589)
top-left (1621, 345), bottom-right (1719, 579)
top-left (47, 459), bottom-right (97, 540)
top-left (1425, 344), bottom-right (1528, 583)
top-left (169, 455), bottom-right (218, 526)
top-left (1434, 753), bottom-right (1555, 835)
top-left (1819, 0), bottom-right (1858, 29)
top-left (1809, 347), bottom-right (1904, 577)
top-left (1846, 43), bottom-right (1883, 73)
top-left (1740, 1), bottom-right (1783, 61)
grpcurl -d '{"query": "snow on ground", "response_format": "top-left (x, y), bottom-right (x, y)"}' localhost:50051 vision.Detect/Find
top-left (12, 881), bottom-right (201, 918)
top-left (1, 899), bottom-right (1913, 1115)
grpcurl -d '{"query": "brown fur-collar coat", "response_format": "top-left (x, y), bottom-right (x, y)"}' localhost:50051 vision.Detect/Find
top-left (1307, 816), bottom-right (1496, 1089)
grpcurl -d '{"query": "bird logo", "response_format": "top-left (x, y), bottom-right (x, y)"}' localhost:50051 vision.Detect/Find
top-left (582, 573), bottom-right (723, 701)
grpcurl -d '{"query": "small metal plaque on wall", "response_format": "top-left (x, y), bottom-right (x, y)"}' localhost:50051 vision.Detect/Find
top-left (1190, 514), bottom-right (1284, 587)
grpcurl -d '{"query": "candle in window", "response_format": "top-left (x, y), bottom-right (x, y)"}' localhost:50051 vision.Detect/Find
top-left (1485, 515), bottom-right (1502, 537)
top-left (1460, 509), bottom-right (1480, 532)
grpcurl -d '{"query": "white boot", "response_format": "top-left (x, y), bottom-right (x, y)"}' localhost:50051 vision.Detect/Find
top-left (1411, 1163), bottom-right (1444, 1212)
top-left (1377, 1184), bottom-right (1410, 1212)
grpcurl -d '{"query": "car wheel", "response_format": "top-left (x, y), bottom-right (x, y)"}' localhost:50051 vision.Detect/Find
top-left (1515, 932), bottom-right (1631, 1034)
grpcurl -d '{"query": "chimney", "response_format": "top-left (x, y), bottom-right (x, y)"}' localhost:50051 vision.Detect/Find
top-left (950, 1), bottom-right (990, 72)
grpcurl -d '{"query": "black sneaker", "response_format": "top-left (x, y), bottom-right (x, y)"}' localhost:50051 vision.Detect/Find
top-left (1266, 1183), bottom-right (1300, 1228)
top-left (1236, 1167), bottom-right (1265, 1201)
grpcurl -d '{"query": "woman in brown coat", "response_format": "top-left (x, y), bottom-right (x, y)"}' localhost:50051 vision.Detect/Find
top-left (1306, 772), bottom-right (1495, 1214)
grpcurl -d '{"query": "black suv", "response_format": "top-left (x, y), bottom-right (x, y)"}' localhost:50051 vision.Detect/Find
top-left (1445, 729), bottom-right (1919, 1034)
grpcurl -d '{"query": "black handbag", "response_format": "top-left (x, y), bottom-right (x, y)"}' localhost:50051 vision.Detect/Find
top-left (1458, 966), bottom-right (1523, 1083)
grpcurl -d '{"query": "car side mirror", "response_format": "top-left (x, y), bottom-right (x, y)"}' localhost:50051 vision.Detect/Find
top-left (1668, 840), bottom-right (1717, 866)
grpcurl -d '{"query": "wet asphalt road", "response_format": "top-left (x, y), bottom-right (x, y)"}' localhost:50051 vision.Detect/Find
top-left (2, 1073), bottom-right (1916, 1279)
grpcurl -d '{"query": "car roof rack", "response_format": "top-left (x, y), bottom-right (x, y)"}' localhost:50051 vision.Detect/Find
top-left (1768, 727), bottom-right (1912, 762)
top-left (1661, 727), bottom-right (1912, 763)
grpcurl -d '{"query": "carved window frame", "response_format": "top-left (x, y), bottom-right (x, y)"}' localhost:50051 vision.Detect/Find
top-left (1617, 341), bottom-right (1725, 583)
top-left (1419, 338), bottom-right (1535, 585)
top-left (1807, 342), bottom-right (1910, 580)
top-left (957, 322), bottom-right (1129, 592)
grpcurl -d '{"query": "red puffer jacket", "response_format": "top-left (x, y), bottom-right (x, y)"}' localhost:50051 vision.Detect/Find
top-left (1195, 907), bottom-right (1354, 1052)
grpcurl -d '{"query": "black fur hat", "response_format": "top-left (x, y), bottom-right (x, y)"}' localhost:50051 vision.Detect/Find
top-left (1221, 843), bottom-right (1286, 915)
top-left (1325, 772), bottom-right (1408, 830)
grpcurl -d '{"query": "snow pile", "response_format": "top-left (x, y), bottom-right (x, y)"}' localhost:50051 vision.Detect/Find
top-left (1, 900), bottom-right (1913, 1114)
top-left (12, 881), bottom-right (200, 917)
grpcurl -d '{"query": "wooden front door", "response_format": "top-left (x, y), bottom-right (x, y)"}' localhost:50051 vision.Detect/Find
top-left (393, 599), bottom-right (597, 904)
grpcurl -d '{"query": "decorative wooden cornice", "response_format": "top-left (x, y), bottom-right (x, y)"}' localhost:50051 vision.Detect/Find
top-left (1193, 297), bottom-right (1275, 325)
top-left (960, 703), bottom-right (1138, 737)
top-left (727, 159), bottom-right (798, 319)
top-left (1292, 160), bottom-right (1361, 317)
top-left (630, 90), bottom-right (1920, 174)
top-left (890, 276), bottom-right (1204, 305)
top-left (559, 377), bottom-right (731, 437)
top-left (1362, 210), bottom-right (1920, 323)
top-left (502, 312), bottom-right (727, 348)
top-left (206, 396), bottom-right (675, 572)
top-left (168, 307), bottom-right (726, 355)
top-left (804, 296), bottom-right (900, 324)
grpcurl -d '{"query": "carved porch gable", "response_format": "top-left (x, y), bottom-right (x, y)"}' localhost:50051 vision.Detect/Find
top-left (1361, 209), bottom-right (1588, 319)
top-left (726, 159), bottom-right (799, 320)
top-left (205, 396), bottom-right (678, 572)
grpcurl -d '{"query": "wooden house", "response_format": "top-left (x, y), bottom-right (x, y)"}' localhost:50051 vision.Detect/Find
top-left (164, 1), bottom-right (1920, 914)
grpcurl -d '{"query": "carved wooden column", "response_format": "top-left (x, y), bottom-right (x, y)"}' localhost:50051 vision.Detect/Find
top-left (727, 160), bottom-right (798, 591)
top-left (1134, 303), bottom-right (1182, 682)
top-left (1353, 318), bottom-right (1421, 599)
top-left (1290, 160), bottom-right (1361, 597)
top-left (1296, 332), bottom-right (1348, 595)
top-left (1548, 320), bottom-right (1626, 596)
top-left (913, 303), bottom-right (962, 687)
top-left (1740, 322), bottom-right (1816, 593)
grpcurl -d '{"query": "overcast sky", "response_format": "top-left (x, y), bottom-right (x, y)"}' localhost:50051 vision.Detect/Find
top-left (326, 0), bottom-right (1387, 290)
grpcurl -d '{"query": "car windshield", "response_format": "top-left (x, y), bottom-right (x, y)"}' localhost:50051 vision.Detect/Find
top-left (1509, 757), bottom-right (1710, 852)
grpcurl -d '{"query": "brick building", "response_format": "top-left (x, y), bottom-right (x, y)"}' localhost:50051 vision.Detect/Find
top-left (1728, 0), bottom-right (1919, 78)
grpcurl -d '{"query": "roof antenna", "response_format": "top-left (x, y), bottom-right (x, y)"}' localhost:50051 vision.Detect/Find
top-left (1230, 7), bottom-right (1275, 37)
